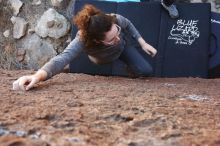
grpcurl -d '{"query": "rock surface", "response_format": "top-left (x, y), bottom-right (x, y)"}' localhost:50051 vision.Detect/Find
top-left (0, 0), bottom-right (220, 70)
top-left (0, 69), bottom-right (220, 146)
top-left (35, 8), bottom-right (70, 39)
top-left (23, 34), bottom-right (56, 69)
top-left (11, 16), bottom-right (28, 39)
top-left (9, 0), bottom-right (23, 16)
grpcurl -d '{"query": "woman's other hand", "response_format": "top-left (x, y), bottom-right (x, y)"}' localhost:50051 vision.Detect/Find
top-left (138, 37), bottom-right (157, 57)
top-left (142, 43), bottom-right (157, 57)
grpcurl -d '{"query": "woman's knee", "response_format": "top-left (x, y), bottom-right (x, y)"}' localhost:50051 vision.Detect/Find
top-left (131, 64), bottom-right (153, 76)
top-left (140, 65), bottom-right (153, 76)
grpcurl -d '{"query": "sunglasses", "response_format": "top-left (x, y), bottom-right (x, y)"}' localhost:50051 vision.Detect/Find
top-left (102, 24), bottom-right (121, 46)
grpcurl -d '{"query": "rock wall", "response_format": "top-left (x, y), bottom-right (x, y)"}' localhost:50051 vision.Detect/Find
top-left (0, 0), bottom-right (219, 70)
top-left (0, 0), bottom-right (74, 70)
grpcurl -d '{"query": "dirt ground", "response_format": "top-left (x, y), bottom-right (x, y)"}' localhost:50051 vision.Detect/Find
top-left (0, 69), bottom-right (220, 146)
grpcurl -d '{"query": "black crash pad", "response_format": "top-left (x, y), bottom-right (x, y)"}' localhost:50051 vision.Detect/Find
top-left (208, 12), bottom-right (220, 78)
top-left (69, 0), bottom-right (211, 78)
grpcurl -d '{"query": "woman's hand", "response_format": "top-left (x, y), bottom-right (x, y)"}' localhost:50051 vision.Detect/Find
top-left (138, 37), bottom-right (157, 57)
top-left (141, 43), bottom-right (157, 57)
top-left (12, 70), bottom-right (47, 91)
top-left (13, 75), bottom-right (40, 91)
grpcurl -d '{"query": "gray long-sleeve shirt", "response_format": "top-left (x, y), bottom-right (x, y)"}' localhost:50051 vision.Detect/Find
top-left (41, 14), bottom-right (142, 79)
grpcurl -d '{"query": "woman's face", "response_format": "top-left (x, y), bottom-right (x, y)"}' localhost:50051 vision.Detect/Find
top-left (102, 24), bottom-right (121, 46)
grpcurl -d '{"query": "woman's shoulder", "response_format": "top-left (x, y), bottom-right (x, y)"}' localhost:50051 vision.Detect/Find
top-left (108, 13), bottom-right (125, 25)
top-left (108, 13), bottom-right (123, 18)
top-left (107, 13), bottom-right (116, 17)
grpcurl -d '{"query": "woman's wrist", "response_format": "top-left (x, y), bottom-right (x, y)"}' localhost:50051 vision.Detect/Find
top-left (138, 37), bottom-right (146, 47)
top-left (34, 70), bottom-right (48, 82)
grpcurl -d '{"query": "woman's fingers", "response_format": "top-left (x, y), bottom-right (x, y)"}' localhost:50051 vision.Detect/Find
top-left (18, 76), bottom-right (30, 91)
top-left (142, 45), bottom-right (157, 57)
top-left (26, 77), bottom-right (38, 91)
top-left (12, 73), bottom-right (42, 91)
top-left (148, 48), bottom-right (157, 57)
top-left (146, 49), bottom-right (155, 57)
top-left (151, 50), bottom-right (157, 57)
top-left (12, 76), bottom-right (34, 91)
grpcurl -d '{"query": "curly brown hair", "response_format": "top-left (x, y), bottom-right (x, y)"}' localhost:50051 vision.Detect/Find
top-left (73, 4), bottom-right (116, 50)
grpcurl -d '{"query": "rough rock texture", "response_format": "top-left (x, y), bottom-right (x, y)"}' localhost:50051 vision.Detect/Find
top-left (11, 16), bottom-right (28, 39)
top-left (23, 34), bottom-right (57, 69)
top-left (35, 8), bottom-right (70, 39)
top-left (9, 0), bottom-right (23, 16)
top-left (0, 69), bottom-right (220, 146)
top-left (3, 30), bottom-right (10, 38)
top-left (51, 0), bottom-right (64, 7)
top-left (32, 0), bottom-right (42, 5)
top-left (0, 0), bottom-right (74, 70)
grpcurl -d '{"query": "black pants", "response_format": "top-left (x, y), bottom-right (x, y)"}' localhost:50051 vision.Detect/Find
top-left (119, 46), bottom-right (153, 77)
top-left (141, 0), bottom-right (175, 6)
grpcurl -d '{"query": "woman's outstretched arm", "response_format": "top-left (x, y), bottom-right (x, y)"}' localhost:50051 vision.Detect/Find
top-left (12, 32), bottom-right (84, 91)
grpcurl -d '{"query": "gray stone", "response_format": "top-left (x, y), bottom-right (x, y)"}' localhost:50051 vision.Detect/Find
top-left (11, 16), bottom-right (28, 39)
top-left (215, 4), bottom-right (220, 9)
top-left (32, 0), bottom-right (41, 5)
top-left (47, 20), bottom-right (55, 28)
top-left (51, 0), bottom-right (64, 7)
top-left (0, 128), bottom-right (10, 136)
top-left (23, 34), bottom-right (56, 69)
top-left (9, 0), bottom-right (23, 16)
top-left (3, 30), bottom-right (10, 38)
top-left (35, 8), bottom-right (70, 39)
top-left (28, 28), bottom-right (35, 34)
top-left (215, 0), bottom-right (220, 5)
top-left (16, 48), bottom-right (26, 62)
